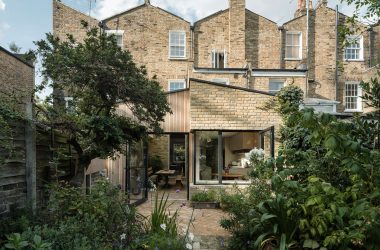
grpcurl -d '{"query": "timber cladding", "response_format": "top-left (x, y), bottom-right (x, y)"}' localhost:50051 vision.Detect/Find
top-left (189, 80), bottom-right (281, 130)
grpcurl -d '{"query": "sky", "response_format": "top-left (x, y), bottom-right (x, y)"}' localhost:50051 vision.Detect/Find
top-left (0, 0), bottom-right (357, 97)
top-left (0, 0), bottom-right (358, 54)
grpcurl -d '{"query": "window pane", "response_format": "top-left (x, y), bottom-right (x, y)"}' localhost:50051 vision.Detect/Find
top-left (345, 36), bottom-right (362, 60)
top-left (222, 132), bottom-right (258, 184)
top-left (169, 81), bottom-right (185, 91)
top-left (170, 32), bottom-right (185, 58)
top-left (292, 34), bottom-right (300, 46)
top-left (269, 80), bottom-right (284, 94)
top-left (345, 83), bottom-right (359, 110)
top-left (285, 32), bottom-right (301, 59)
top-left (116, 35), bottom-right (123, 47)
top-left (195, 131), bottom-right (219, 182)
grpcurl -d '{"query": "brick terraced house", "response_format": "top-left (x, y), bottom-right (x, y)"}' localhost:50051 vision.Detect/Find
top-left (53, 0), bottom-right (379, 202)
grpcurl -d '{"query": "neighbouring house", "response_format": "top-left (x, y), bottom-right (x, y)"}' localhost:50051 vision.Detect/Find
top-left (0, 46), bottom-right (36, 216)
top-left (53, 0), bottom-right (379, 202)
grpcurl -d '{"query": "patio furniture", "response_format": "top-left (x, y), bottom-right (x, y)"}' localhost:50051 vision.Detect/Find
top-left (175, 175), bottom-right (184, 188)
top-left (156, 169), bottom-right (176, 188)
top-left (212, 173), bottom-right (243, 180)
top-left (148, 166), bottom-right (158, 185)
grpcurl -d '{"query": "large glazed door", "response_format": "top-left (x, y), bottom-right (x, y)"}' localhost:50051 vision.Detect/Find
top-left (127, 139), bottom-right (148, 205)
top-left (259, 126), bottom-right (275, 157)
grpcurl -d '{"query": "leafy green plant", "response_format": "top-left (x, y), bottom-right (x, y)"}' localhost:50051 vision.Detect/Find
top-left (253, 194), bottom-right (300, 250)
top-left (4, 233), bottom-right (28, 250)
top-left (149, 192), bottom-right (179, 237)
top-left (222, 82), bottom-right (380, 249)
top-left (191, 190), bottom-right (218, 202)
top-left (149, 155), bottom-right (162, 173)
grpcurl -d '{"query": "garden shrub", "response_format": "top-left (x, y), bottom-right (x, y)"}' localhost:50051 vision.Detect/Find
top-left (1, 180), bottom-right (191, 250)
top-left (191, 189), bottom-right (218, 202)
top-left (221, 82), bottom-right (380, 250)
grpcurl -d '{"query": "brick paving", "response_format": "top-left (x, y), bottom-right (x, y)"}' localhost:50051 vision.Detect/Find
top-left (137, 190), bottom-right (231, 249)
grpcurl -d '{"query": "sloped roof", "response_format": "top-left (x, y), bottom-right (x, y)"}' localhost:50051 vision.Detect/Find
top-left (102, 3), bottom-right (190, 24)
top-left (0, 46), bottom-right (34, 68)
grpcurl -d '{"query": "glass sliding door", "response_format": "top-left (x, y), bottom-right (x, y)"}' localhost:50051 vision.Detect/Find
top-left (259, 126), bottom-right (275, 158)
top-left (222, 132), bottom-right (259, 184)
top-left (195, 131), bottom-right (219, 184)
top-left (127, 140), bottom-right (148, 205)
top-left (194, 129), bottom-right (274, 185)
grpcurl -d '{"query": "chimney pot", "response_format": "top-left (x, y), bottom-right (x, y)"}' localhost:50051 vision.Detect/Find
top-left (317, 0), bottom-right (328, 7)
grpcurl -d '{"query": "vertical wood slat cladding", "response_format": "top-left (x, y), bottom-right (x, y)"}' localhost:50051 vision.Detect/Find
top-left (162, 90), bottom-right (190, 133)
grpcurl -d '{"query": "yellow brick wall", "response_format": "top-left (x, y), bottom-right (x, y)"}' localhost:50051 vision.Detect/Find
top-left (0, 49), bottom-right (34, 103)
top-left (193, 10), bottom-right (230, 68)
top-left (53, 1), bottom-right (99, 43)
top-left (148, 135), bottom-right (169, 169)
top-left (190, 80), bottom-right (281, 130)
top-left (246, 10), bottom-right (281, 69)
top-left (103, 4), bottom-right (192, 90)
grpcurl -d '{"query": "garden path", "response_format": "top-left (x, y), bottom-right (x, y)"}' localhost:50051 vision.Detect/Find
top-left (137, 191), bottom-right (231, 250)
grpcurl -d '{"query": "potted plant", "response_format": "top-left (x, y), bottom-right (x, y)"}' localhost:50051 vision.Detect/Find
top-left (190, 190), bottom-right (219, 209)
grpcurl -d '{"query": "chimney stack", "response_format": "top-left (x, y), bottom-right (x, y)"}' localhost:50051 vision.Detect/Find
top-left (317, 0), bottom-right (328, 8)
top-left (229, 0), bottom-right (246, 67)
top-left (144, 0), bottom-right (150, 5)
top-left (295, 0), bottom-right (313, 18)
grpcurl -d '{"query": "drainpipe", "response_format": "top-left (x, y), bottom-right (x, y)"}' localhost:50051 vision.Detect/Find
top-left (278, 26), bottom-right (285, 69)
top-left (306, 1), bottom-right (310, 98)
top-left (368, 27), bottom-right (373, 67)
top-left (335, 5), bottom-right (339, 102)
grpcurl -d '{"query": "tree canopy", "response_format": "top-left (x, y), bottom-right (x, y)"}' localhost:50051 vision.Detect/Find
top-left (34, 22), bottom-right (171, 184)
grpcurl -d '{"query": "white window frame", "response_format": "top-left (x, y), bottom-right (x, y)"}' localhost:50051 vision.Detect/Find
top-left (211, 78), bottom-right (230, 85)
top-left (344, 81), bottom-right (363, 112)
top-left (169, 30), bottom-right (186, 59)
top-left (105, 30), bottom-right (124, 48)
top-left (285, 31), bottom-right (302, 60)
top-left (344, 35), bottom-right (364, 61)
top-left (168, 79), bottom-right (186, 91)
top-left (268, 79), bottom-right (285, 94)
top-left (212, 49), bottom-right (228, 68)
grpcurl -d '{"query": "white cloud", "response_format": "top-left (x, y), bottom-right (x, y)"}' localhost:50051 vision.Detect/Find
top-left (93, 0), bottom-right (358, 25)
top-left (0, 0), bottom-right (5, 11)
top-left (93, 0), bottom-right (142, 20)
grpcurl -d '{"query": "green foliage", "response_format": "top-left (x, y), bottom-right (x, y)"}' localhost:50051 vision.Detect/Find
top-left (149, 192), bottom-right (179, 237)
top-left (220, 181), bottom-right (272, 250)
top-left (4, 234), bottom-right (52, 250)
top-left (0, 88), bottom-right (29, 164)
top-left (222, 82), bottom-right (380, 249)
top-left (340, 0), bottom-right (380, 22)
top-left (139, 232), bottom-right (186, 250)
top-left (1, 181), bottom-right (192, 250)
top-left (33, 22), bottom-right (171, 182)
top-left (191, 190), bottom-right (218, 202)
top-left (149, 155), bottom-right (163, 173)
top-left (4, 234), bottom-right (28, 250)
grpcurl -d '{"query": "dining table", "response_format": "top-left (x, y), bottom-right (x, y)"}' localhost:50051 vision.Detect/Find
top-left (155, 169), bottom-right (176, 188)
